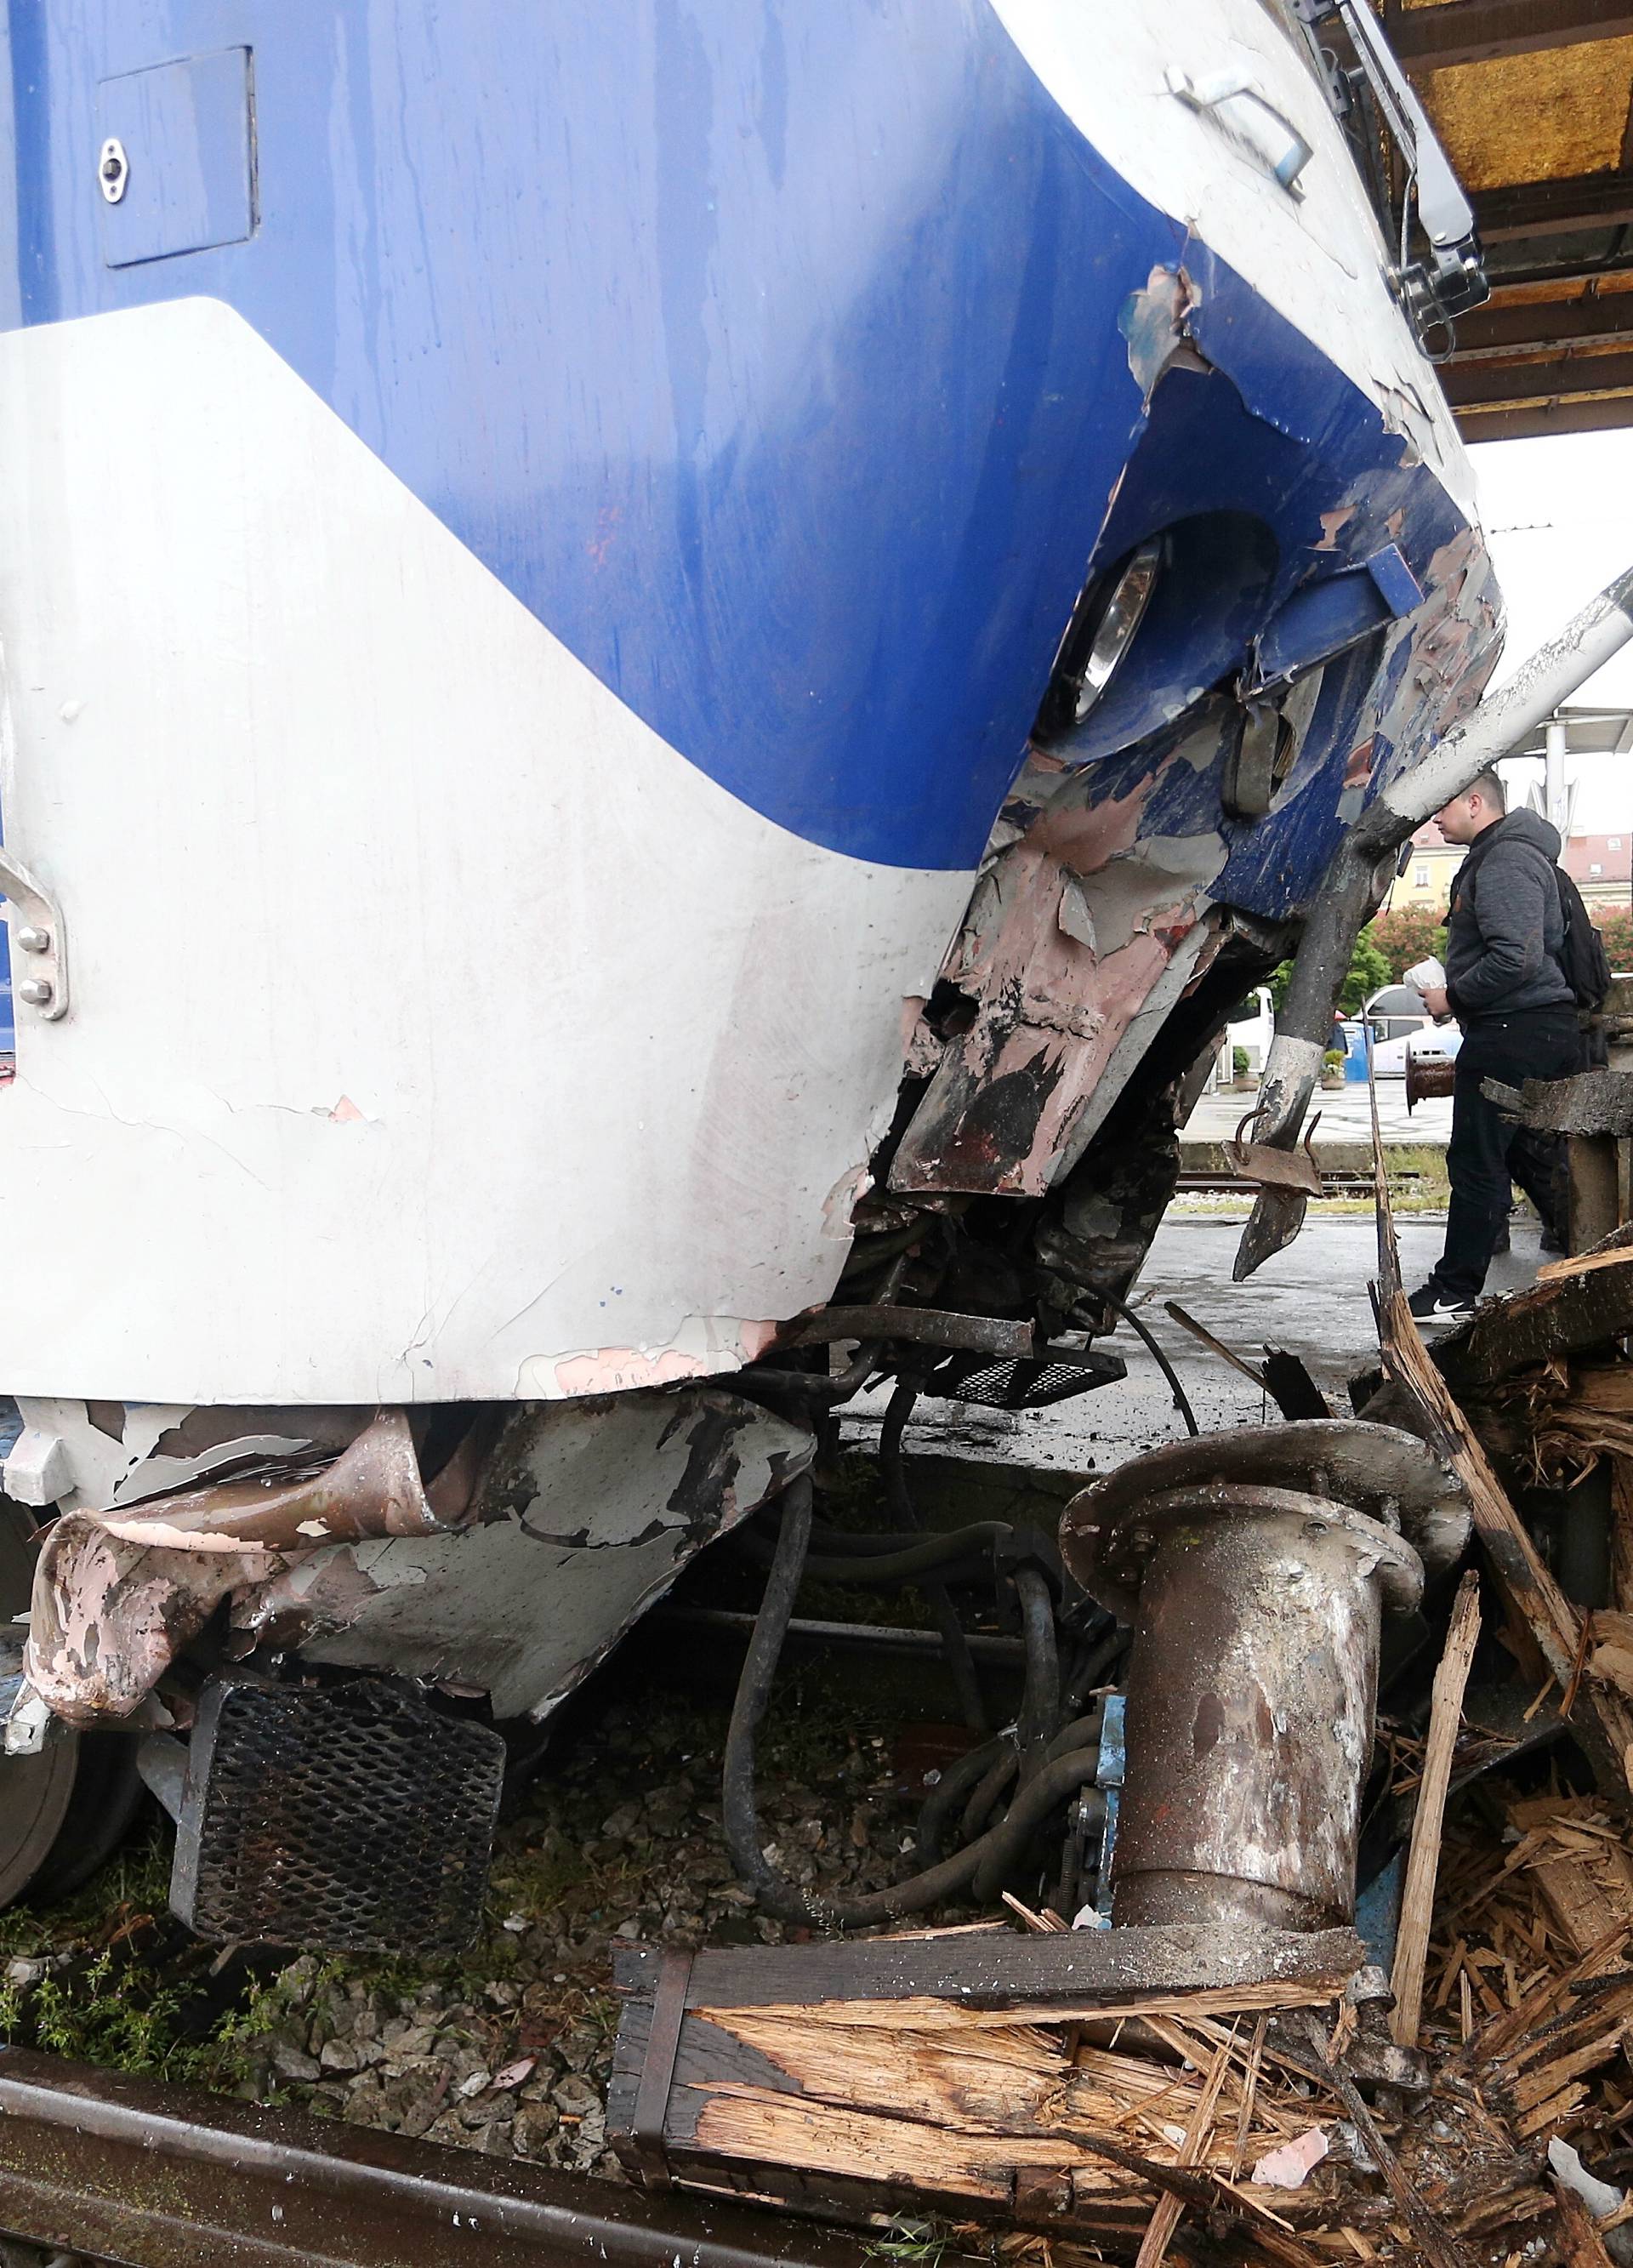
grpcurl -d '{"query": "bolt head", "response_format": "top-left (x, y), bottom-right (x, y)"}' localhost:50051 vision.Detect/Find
top-left (14, 926), bottom-right (48, 953)
top-left (17, 977), bottom-right (53, 1007)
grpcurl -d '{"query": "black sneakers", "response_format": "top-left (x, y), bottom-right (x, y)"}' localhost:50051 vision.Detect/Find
top-left (1407, 1284), bottom-right (1474, 1321)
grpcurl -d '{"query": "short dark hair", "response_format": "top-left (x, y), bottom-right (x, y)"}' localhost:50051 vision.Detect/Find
top-left (1467, 767), bottom-right (1506, 814)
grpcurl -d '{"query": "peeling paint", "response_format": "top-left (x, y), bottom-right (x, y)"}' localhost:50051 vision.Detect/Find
top-left (888, 705), bottom-right (1232, 1199)
top-left (241, 1389), bottom-right (814, 1720)
top-left (1118, 263), bottom-right (1204, 401)
top-left (545, 1348), bottom-right (711, 1396)
top-left (516, 1309), bottom-right (782, 1399)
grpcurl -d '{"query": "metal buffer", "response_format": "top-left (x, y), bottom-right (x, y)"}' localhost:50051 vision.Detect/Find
top-left (1061, 1422), bottom-right (1470, 1932)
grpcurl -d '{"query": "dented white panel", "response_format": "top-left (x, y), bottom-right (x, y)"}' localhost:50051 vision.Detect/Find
top-left (0, 300), bottom-right (970, 1404)
top-left (245, 1389), bottom-right (812, 1720)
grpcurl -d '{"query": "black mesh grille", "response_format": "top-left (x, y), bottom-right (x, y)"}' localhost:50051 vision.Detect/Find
top-left (174, 1679), bottom-right (504, 1955)
top-left (915, 1348), bottom-right (1124, 1410)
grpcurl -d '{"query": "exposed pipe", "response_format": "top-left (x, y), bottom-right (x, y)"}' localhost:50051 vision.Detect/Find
top-left (1235, 566), bottom-right (1633, 1279)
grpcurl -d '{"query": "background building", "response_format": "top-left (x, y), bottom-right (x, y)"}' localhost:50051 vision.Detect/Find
top-left (1380, 820), bottom-right (1630, 916)
top-left (1562, 831), bottom-right (1632, 910)
top-left (1381, 824), bottom-right (1465, 915)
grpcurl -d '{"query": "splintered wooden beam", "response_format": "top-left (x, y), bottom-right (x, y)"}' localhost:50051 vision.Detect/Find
top-left (1615, 1462), bottom-right (1633, 1616)
top-left (1376, 1286), bottom-right (1633, 1799)
top-left (1131, 2033), bottom-right (1234, 2268)
top-left (612, 1923), bottom-right (1363, 2016)
top-left (1298, 2016), bottom-right (1477, 2268)
top-left (1370, 1115), bottom-right (1633, 1802)
top-left (608, 1926), bottom-right (1363, 2237)
top-left (1391, 1572), bottom-right (1482, 2048)
top-left (1552, 2183), bottom-right (1619, 2267)
top-left (1435, 1250), bottom-right (1633, 1389)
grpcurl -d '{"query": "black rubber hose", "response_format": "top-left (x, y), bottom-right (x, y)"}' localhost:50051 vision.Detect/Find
top-left (1062, 1624), bottom-right (1130, 1717)
top-left (916, 1730), bottom-right (1015, 1865)
top-left (1013, 1567), bottom-right (1061, 1782)
top-left (879, 1380), bottom-right (987, 1734)
top-left (805, 1521), bottom-right (937, 1555)
top-left (961, 1709), bottom-right (1104, 1845)
top-left (970, 1761), bottom-right (1107, 1906)
top-left (722, 1480), bottom-right (1105, 1926)
top-left (1090, 1286), bottom-right (1199, 1437)
top-left (1042, 1709), bottom-right (1105, 1767)
top-left (731, 1519), bottom-right (1012, 1587)
top-left (961, 1745), bottom-right (1020, 1841)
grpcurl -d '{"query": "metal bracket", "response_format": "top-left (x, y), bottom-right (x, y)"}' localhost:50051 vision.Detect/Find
top-left (0, 848), bottom-right (68, 1021)
top-left (1226, 1108), bottom-right (1325, 1196)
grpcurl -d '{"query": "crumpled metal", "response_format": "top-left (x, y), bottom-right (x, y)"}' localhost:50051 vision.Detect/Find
top-left (23, 1411), bottom-right (449, 1726)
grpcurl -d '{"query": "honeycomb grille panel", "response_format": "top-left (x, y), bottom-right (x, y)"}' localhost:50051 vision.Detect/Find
top-left (174, 1679), bottom-right (504, 1954)
top-left (916, 1349), bottom-right (1125, 1410)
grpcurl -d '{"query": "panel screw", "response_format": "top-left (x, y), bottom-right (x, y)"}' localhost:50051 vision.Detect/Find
top-left (18, 978), bottom-right (53, 1007)
top-left (15, 926), bottom-right (48, 953)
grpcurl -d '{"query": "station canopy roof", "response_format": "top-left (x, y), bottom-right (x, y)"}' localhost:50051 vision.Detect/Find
top-left (1396, 0), bottom-right (1633, 439)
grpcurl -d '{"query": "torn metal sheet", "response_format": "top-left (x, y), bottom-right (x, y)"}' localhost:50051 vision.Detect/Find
top-left (239, 1390), bottom-right (813, 1722)
top-left (5, 1397), bottom-right (370, 1516)
top-left (21, 1393), bottom-right (810, 1731)
top-left (888, 704), bottom-right (1237, 1200)
top-left (21, 1413), bottom-right (448, 1726)
top-left (1226, 1109), bottom-right (1325, 1196)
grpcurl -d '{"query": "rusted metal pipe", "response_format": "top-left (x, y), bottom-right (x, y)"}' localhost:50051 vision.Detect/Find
top-left (1406, 1051), bottom-right (1458, 1112)
top-left (0, 2046), bottom-right (865, 2268)
top-left (1101, 1480), bottom-right (1419, 1929)
top-left (1061, 1422), bottom-right (1469, 1932)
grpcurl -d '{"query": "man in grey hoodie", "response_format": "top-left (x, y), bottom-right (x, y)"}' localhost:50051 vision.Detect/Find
top-left (1409, 769), bottom-right (1580, 1319)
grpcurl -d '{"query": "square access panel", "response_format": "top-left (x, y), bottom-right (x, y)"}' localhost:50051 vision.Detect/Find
top-left (96, 48), bottom-right (254, 268)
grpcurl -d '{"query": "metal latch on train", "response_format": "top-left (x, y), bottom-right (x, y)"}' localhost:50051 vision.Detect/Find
top-left (1226, 1108), bottom-right (1324, 1194)
top-left (0, 848), bottom-right (69, 1021)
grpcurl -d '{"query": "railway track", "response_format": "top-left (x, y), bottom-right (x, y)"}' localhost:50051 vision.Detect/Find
top-left (0, 2048), bottom-right (862, 2268)
top-left (1173, 1171), bottom-right (1423, 1197)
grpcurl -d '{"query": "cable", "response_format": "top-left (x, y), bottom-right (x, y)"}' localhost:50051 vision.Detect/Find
top-left (1062, 1624), bottom-right (1130, 1717)
top-left (1090, 1285), bottom-right (1199, 1437)
top-left (916, 1730), bottom-right (1016, 1865)
top-left (970, 1763), bottom-right (1106, 1906)
top-left (961, 1746), bottom-right (1020, 1841)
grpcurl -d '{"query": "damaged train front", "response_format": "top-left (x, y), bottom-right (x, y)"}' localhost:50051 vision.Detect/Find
top-left (0, 0), bottom-right (1502, 1951)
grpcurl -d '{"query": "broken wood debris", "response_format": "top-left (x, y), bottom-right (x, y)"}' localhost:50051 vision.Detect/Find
top-left (1391, 1571), bottom-right (1482, 2051)
top-left (610, 1924), bottom-right (1374, 2244)
top-left (607, 1098), bottom-right (1633, 2265)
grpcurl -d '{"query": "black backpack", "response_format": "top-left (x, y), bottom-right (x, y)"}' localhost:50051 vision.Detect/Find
top-left (1550, 865), bottom-right (1613, 1016)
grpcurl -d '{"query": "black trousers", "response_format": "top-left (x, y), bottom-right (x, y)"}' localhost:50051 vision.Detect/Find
top-left (1434, 1008), bottom-right (1583, 1302)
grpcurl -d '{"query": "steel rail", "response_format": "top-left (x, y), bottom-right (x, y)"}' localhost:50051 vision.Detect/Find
top-left (0, 2047), bottom-right (865, 2268)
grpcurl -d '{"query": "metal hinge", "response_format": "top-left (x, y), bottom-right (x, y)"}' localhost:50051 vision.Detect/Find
top-left (0, 848), bottom-right (69, 1020)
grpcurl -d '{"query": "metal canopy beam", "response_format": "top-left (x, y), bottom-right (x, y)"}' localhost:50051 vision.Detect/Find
top-left (1474, 172), bottom-right (1633, 242)
top-left (1442, 344), bottom-right (1633, 404)
top-left (1454, 292), bottom-right (1633, 356)
top-left (1387, 0), bottom-right (1633, 69)
top-left (1456, 390), bottom-right (1633, 438)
